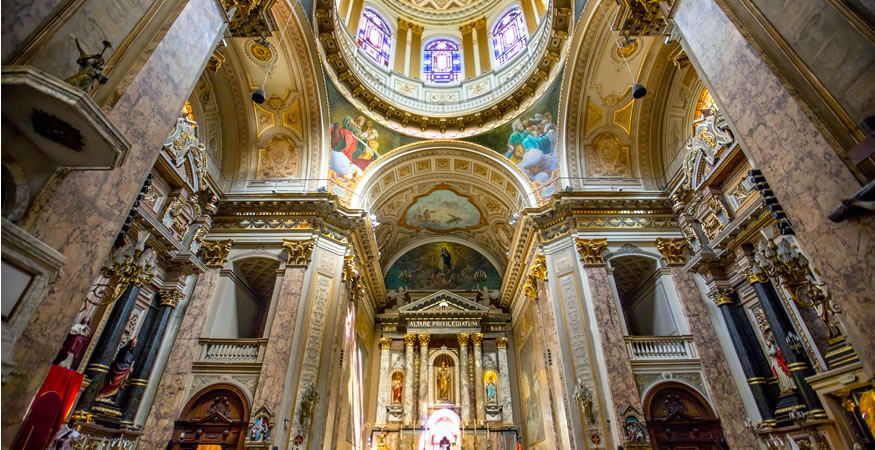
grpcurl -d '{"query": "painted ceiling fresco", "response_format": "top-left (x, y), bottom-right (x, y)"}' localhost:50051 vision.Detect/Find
top-left (399, 185), bottom-right (486, 233)
top-left (326, 72), bottom-right (563, 204)
top-left (384, 242), bottom-right (501, 291)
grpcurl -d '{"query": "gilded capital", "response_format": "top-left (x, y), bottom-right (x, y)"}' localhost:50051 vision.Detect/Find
top-left (283, 239), bottom-right (314, 265)
top-left (460, 22), bottom-right (475, 34)
top-left (159, 289), bottom-right (184, 308)
top-left (474, 17), bottom-right (487, 29)
top-left (531, 255), bottom-right (547, 282)
top-left (656, 238), bottom-right (688, 265)
top-left (523, 277), bottom-right (538, 301)
top-left (398, 18), bottom-right (410, 31)
top-left (708, 288), bottom-right (734, 307)
top-left (380, 337), bottom-right (392, 349)
top-left (404, 333), bottom-right (417, 346)
top-left (471, 333), bottom-right (484, 346)
top-left (743, 264), bottom-right (769, 284)
top-left (457, 333), bottom-right (470, 346)
top-left (575, 238), bottom-right (608, 265)
top-left (418, 334), bottom-right (430, 347)
top-left (496, 337), bottom-right (508, 349)
top-left (410, 23), bottom-right (424, 34)
top-left (343, 254), bottom-right (360, 283)
top-left (199, 239), bottom-right (233, 266)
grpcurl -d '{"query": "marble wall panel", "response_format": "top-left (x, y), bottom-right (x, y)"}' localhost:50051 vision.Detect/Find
top-left (669, 266), bottom-right (757, 448)
top-left (140, 269), bottom-right (221, 448)
top-left (675, 0), bottom-right (875, 368)
top-left (1, 0), bottom-right (66, 62)
top-left (0, 0), bottom-right (226, 442)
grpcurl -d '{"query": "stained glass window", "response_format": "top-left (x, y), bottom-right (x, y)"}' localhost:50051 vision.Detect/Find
top-left (423, 39), bottom-right (462, 84)
top-left (356, 8), bottom-right (392, 68)
top-left (492, 8), bottom-right (528, 67)
top-left (181, 100), bottom-right (194, 121)
top-left (694, 88), bottom-right (716, 120)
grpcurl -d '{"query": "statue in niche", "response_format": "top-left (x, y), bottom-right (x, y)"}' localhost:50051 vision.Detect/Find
top-left (391, 372), bottom-right (403, 404)
top-left (485, 370), bottom-right (498, 404)
top-left (436, 361), bottom-right (452, 401)
top-left (765, 332), bottom-right (795, 393)
top-left (96, 337), bottom-right (137, 403)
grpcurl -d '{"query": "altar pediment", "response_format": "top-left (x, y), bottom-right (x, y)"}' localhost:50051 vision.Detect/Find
top-left (399, 290), bottom-right (489, 318)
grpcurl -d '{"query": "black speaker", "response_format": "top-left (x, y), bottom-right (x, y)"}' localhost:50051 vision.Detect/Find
top-left (251, 87), bottom-right (266, 104)
top-left (632, 83), bottom-right (647, 99)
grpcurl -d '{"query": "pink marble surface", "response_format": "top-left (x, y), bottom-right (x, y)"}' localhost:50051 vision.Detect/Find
top-left (140, 269), bottom-right (220, 448)
top-left (250, 266), bottom-right (306, 423)
top-left (670, 266), bottom-right (757, 448)
top-left (585, 266), bottom-right (643, 415)
top-left (0, 0), bottom-right (225, 443)
top-left (675, 0), bottom-right (875, 369)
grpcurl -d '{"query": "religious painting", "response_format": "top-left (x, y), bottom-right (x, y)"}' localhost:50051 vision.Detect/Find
top-left (399, 185), bottom-right (486, 233)
top-left (518, 336), bottom-right (546, 445)
top-left (484, 370), bottom-right (498, 404)
top-left (586, 132), bottom-right (631, 177)
top-left (326, 80), bottom-right (415, 202)
top-left (384, 242), bottom-right (501, 291)
top-left (257, 134), bottom-right (300, 178)
top-left (464, 73), bottom-right (563, 200)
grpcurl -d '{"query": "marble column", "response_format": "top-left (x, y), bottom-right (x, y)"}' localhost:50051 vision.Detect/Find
top-left (657, 239), bottom-right (759, 448)
top-left (458, 333), bottom-right (471, 424)
top-left (1, 0), bottom-right (227, 439)
top-left (474, 19), bottom-right (491, 73)
top-left (748, 274), bottom-right (824, 418)
top-left (519, 0), bottom-right (537, 33)
top-left (119, 288), bottom-right (181, 425)
top-left (460, 23), bottom-right (476, 79)
top-left (249, 258), bottom-right (310, 447)
top-left (472, 333), bottom-right (485, 425)
top-left (409, 24), bottom-right (424, 79)
top-left (139, 268), bottom-right (221, 448)
top-left (403, 333), bottom-right (416, 425)
top-left (376, 337), bottom-right (393, 425)
top-left (575, 239), bottom-right (643, 424)
top-left (75, 285), bottom-right (141, 414)
top-left (495, 337), bottom-right (513, 425)
top-left (346, 0), bottom-right (363, 34)
top-left (395, 19), bottom-right (410, 75)
top-left (707, 287), bottom-right (778, 426)
top-left (418, 333), bottom-right (430, 423)
top-left (672, 0), bottom-right (875, 368)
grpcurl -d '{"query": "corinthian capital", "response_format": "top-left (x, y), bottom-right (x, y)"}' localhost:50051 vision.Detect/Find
top-left (283, 239), bottom-right (314, 265)
top-left (575, 238), bottom-right (608, 265)
top-left (655, 238), bottom-right (688, 265)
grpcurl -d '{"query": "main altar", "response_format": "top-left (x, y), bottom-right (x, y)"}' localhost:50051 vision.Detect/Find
top-left (371, 290), bottom-right (518, 450)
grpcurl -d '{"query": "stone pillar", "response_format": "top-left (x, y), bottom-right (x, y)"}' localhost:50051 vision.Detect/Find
top-left (672, 0), bottom-right (875, 368)
top-left (457, 333), bottom-right (471, 424)
top-left (418, 333), bottom-right (430, 423)
top-left (403, 333), bottom-right (416, 425)
top-left (472, 333), bottom-right (485, 425)
top-left (376, 337), bottom-right (393, 425)
top-left (748, 272), bottom-right (824, 418)
top-left (74, 285), bottom-right (141, 414)
top-left (347, 0), bottom-right (364, 34)
top-left (409, 24), bottom-right (424, 79)
top-left (532, 0), bottom-right (546, 18)
top-left (139, 263), bottom-right (224, 447)
top-left (1, 0), bottom-right (227, 439)
top-left (119, 288), bottom-right (182, 425)
top-left (707, 288), bottom-right (778, 426)
top-left (657, 236), bottom-right (760, 448)
top-left (395, 19), bottom-right (410, 75)
top-left (474, 19), bottom-right (491, 73)
top-left (460, 22), bottom-right (476, 79)
top-left (575, 239), bottom-right (643, 428)
top-left (519, 0), bottom-right (537, 34)
top-left (495, 337), bottom-right (513, 425)
top-left (248, 241), bottom-right (312, 447)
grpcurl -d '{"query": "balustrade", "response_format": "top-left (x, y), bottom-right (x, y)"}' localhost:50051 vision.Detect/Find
top-left (624, 335), bottom-right (698, 361)
top-left (197, 338), bottom-right (267, 364)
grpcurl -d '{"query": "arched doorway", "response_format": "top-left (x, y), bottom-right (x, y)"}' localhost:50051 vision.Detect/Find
top-left (171, 384), bottom-right (249, 449)
top-left (644, 382), bottom-right (727, 449)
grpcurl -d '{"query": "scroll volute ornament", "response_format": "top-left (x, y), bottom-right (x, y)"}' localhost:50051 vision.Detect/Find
top-left (283, 239), bottom-right (314, 265)
top-left (575, 238), bottom-right (608, 265)
top-left (523, 255), bottom-right (548, 301)
top-left (199, 239), bottom-right (232, 266)
top-left (655, 238), bottom-right (688, 265)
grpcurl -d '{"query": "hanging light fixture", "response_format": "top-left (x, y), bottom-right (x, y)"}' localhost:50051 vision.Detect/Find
top-left (251, 1), bottom-right (298, 104)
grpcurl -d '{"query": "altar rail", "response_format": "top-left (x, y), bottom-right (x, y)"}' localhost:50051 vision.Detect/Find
top-left (197, 338), bottom-right (268, 364)
top-left (625, 336), bottom-right (699, 361)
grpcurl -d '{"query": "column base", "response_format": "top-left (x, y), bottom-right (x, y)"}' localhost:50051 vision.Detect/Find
top-left (774, 392), bottom-right (807, 426)
top-left (825, 335), bottom-right (859, 369)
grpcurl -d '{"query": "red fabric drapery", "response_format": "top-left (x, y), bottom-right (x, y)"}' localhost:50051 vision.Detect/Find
top-left (12, 365), bottom-right (84, 449)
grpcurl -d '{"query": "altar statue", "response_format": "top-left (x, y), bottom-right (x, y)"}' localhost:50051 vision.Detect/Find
top-left (391, 373), bottom-right (403, 404)
top-left (96, 337), bottom-right (137, 402)
top-left (436, 361), bottom-right (451, 401)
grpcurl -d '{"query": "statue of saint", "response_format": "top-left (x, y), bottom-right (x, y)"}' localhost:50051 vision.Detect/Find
top-left (436, 361), bottom-right (451, 401)
top-left (391, 373), bottom-right (403, 404)
top-left (53, 316), bottom-right (92, 369)
top-left (96, 337), bottom-right (137, 403)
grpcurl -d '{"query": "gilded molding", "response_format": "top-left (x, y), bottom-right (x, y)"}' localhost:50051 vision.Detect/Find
top-left (282, 239), bottom-right (314, 265)
top-left (708, 288), bottom-right (734, 307)
top-left (523, 255), bottom-right (548, 301)
top-left (380, 337), bottom-right (392, 349)
top-left (575, 238), bottom-right (608, 265)
top-left (495, 337), bottom-right (508, 348)
top-left (655, 238), bottom-right (688, 265)
top-left (199, 239), bottom-right (232, 266)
